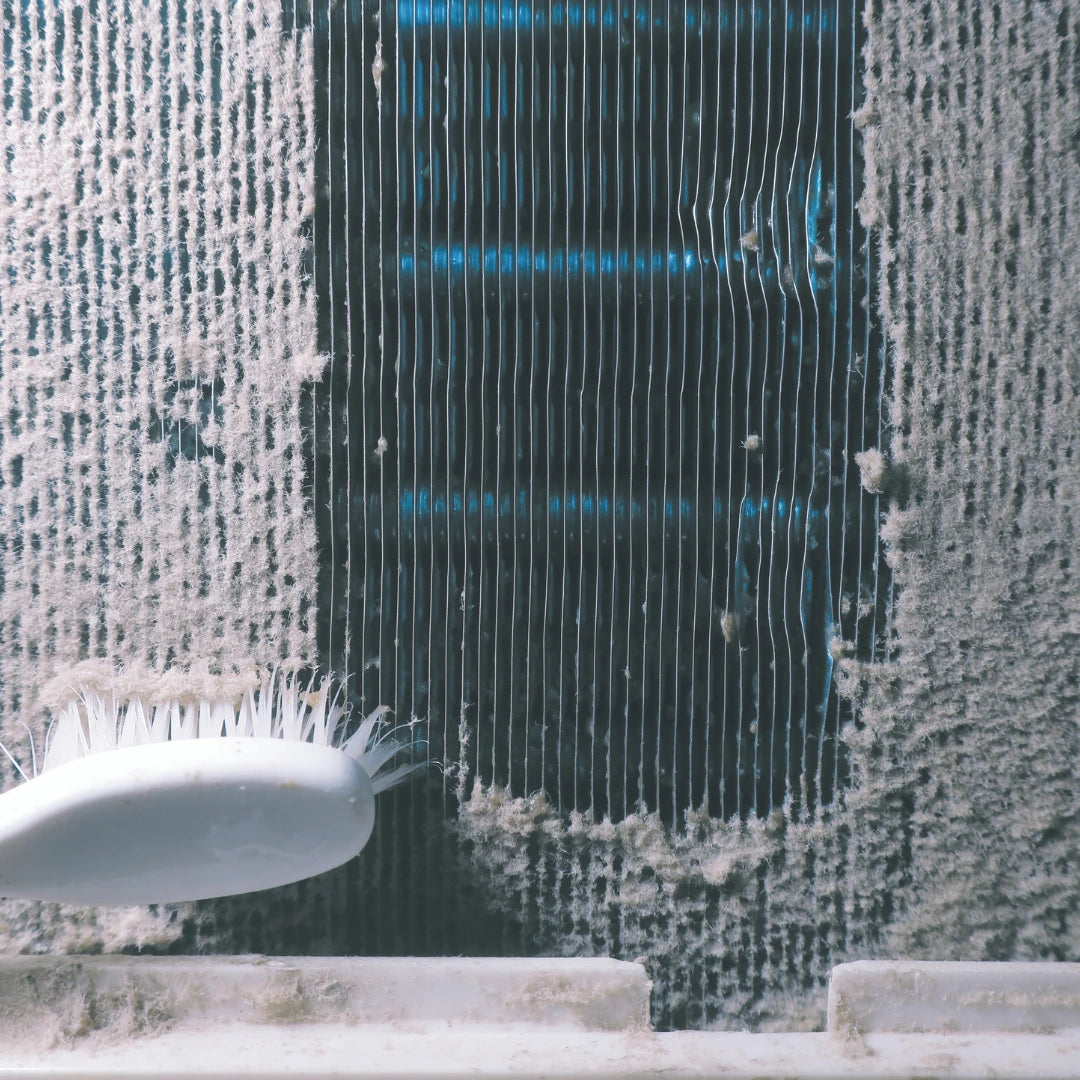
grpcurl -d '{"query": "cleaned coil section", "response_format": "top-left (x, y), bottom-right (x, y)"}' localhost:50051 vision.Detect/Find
top-left (309, 0), bottom-right (887, 824)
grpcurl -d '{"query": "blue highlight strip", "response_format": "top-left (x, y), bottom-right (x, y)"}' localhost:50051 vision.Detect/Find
top-left (394, 0), bottom-right (837, 36)
top-left (405, 243), bottom-right (722, 281)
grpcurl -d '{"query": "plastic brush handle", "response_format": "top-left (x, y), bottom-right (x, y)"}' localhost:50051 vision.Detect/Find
top-left (0, 738), bottom-right (375, 905)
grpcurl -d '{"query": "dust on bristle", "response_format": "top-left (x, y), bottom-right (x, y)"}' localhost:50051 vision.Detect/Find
top-left (2, 667), bottom-right (421, 795)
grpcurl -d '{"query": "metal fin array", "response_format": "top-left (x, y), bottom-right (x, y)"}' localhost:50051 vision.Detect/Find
top-left (312, 0), bottom-right (885, 823)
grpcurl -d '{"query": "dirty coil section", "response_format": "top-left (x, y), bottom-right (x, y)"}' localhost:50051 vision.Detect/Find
top-left (294, 0), bottom-right (885, 1029)
top-left (0, 1), bottom-right (318, 753)
top-left (0, 0), bottom-right (318, 939)
top-left (852, 3), bottom-right (1080, 969)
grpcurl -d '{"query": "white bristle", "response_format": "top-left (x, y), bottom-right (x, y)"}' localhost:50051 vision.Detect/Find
top-left (4, 669), bottom-right (420, 792)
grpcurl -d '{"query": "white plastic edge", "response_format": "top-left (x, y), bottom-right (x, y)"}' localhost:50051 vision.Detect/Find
top-left (827, 959), bottom-right (1080, 1034)
top-left (0, 957), bottom-right (1078, 1079)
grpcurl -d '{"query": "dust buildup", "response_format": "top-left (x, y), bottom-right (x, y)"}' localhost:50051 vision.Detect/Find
top-left (253, 969), bottom-right (352, 1025)
top-left (853, 1), bottom-right (1080, 961)
top-left (0, 0), bottom-right (317, 937)
top-left (854, 448), bottom-right (889, 495)
top-left (455, 785), bottom-right (840, 1031)
top-left (0, 902), bottom-right (185, 958)
top-left (0, 960), bottom-right (182, 1050)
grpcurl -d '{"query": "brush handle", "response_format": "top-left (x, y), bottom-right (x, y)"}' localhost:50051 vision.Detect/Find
top-left (0, 739), bottom-right (375, 905)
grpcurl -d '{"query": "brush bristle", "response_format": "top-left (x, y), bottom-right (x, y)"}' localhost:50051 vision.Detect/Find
top-left (11, 669), bottom-right (421, 794)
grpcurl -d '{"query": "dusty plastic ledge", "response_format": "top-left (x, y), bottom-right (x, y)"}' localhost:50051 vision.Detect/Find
top-left (0, 955), bottom-right (650, 1033)
top-left (0, 957), bottom-right (1078, 1079)
top-left (828, 959), bottom-right (1080, 1034)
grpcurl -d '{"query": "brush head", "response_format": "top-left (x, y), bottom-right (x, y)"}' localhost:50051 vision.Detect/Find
top-left (0, 738), bottom-right (376, 905)
top-left (0, 668), bottom-right (423, 904)
top-left (32, 666), bottom-right (420, 795)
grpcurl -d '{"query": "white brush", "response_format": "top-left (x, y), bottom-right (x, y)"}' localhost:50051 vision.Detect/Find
top-left (0, 668), bottom-right (419, 906)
